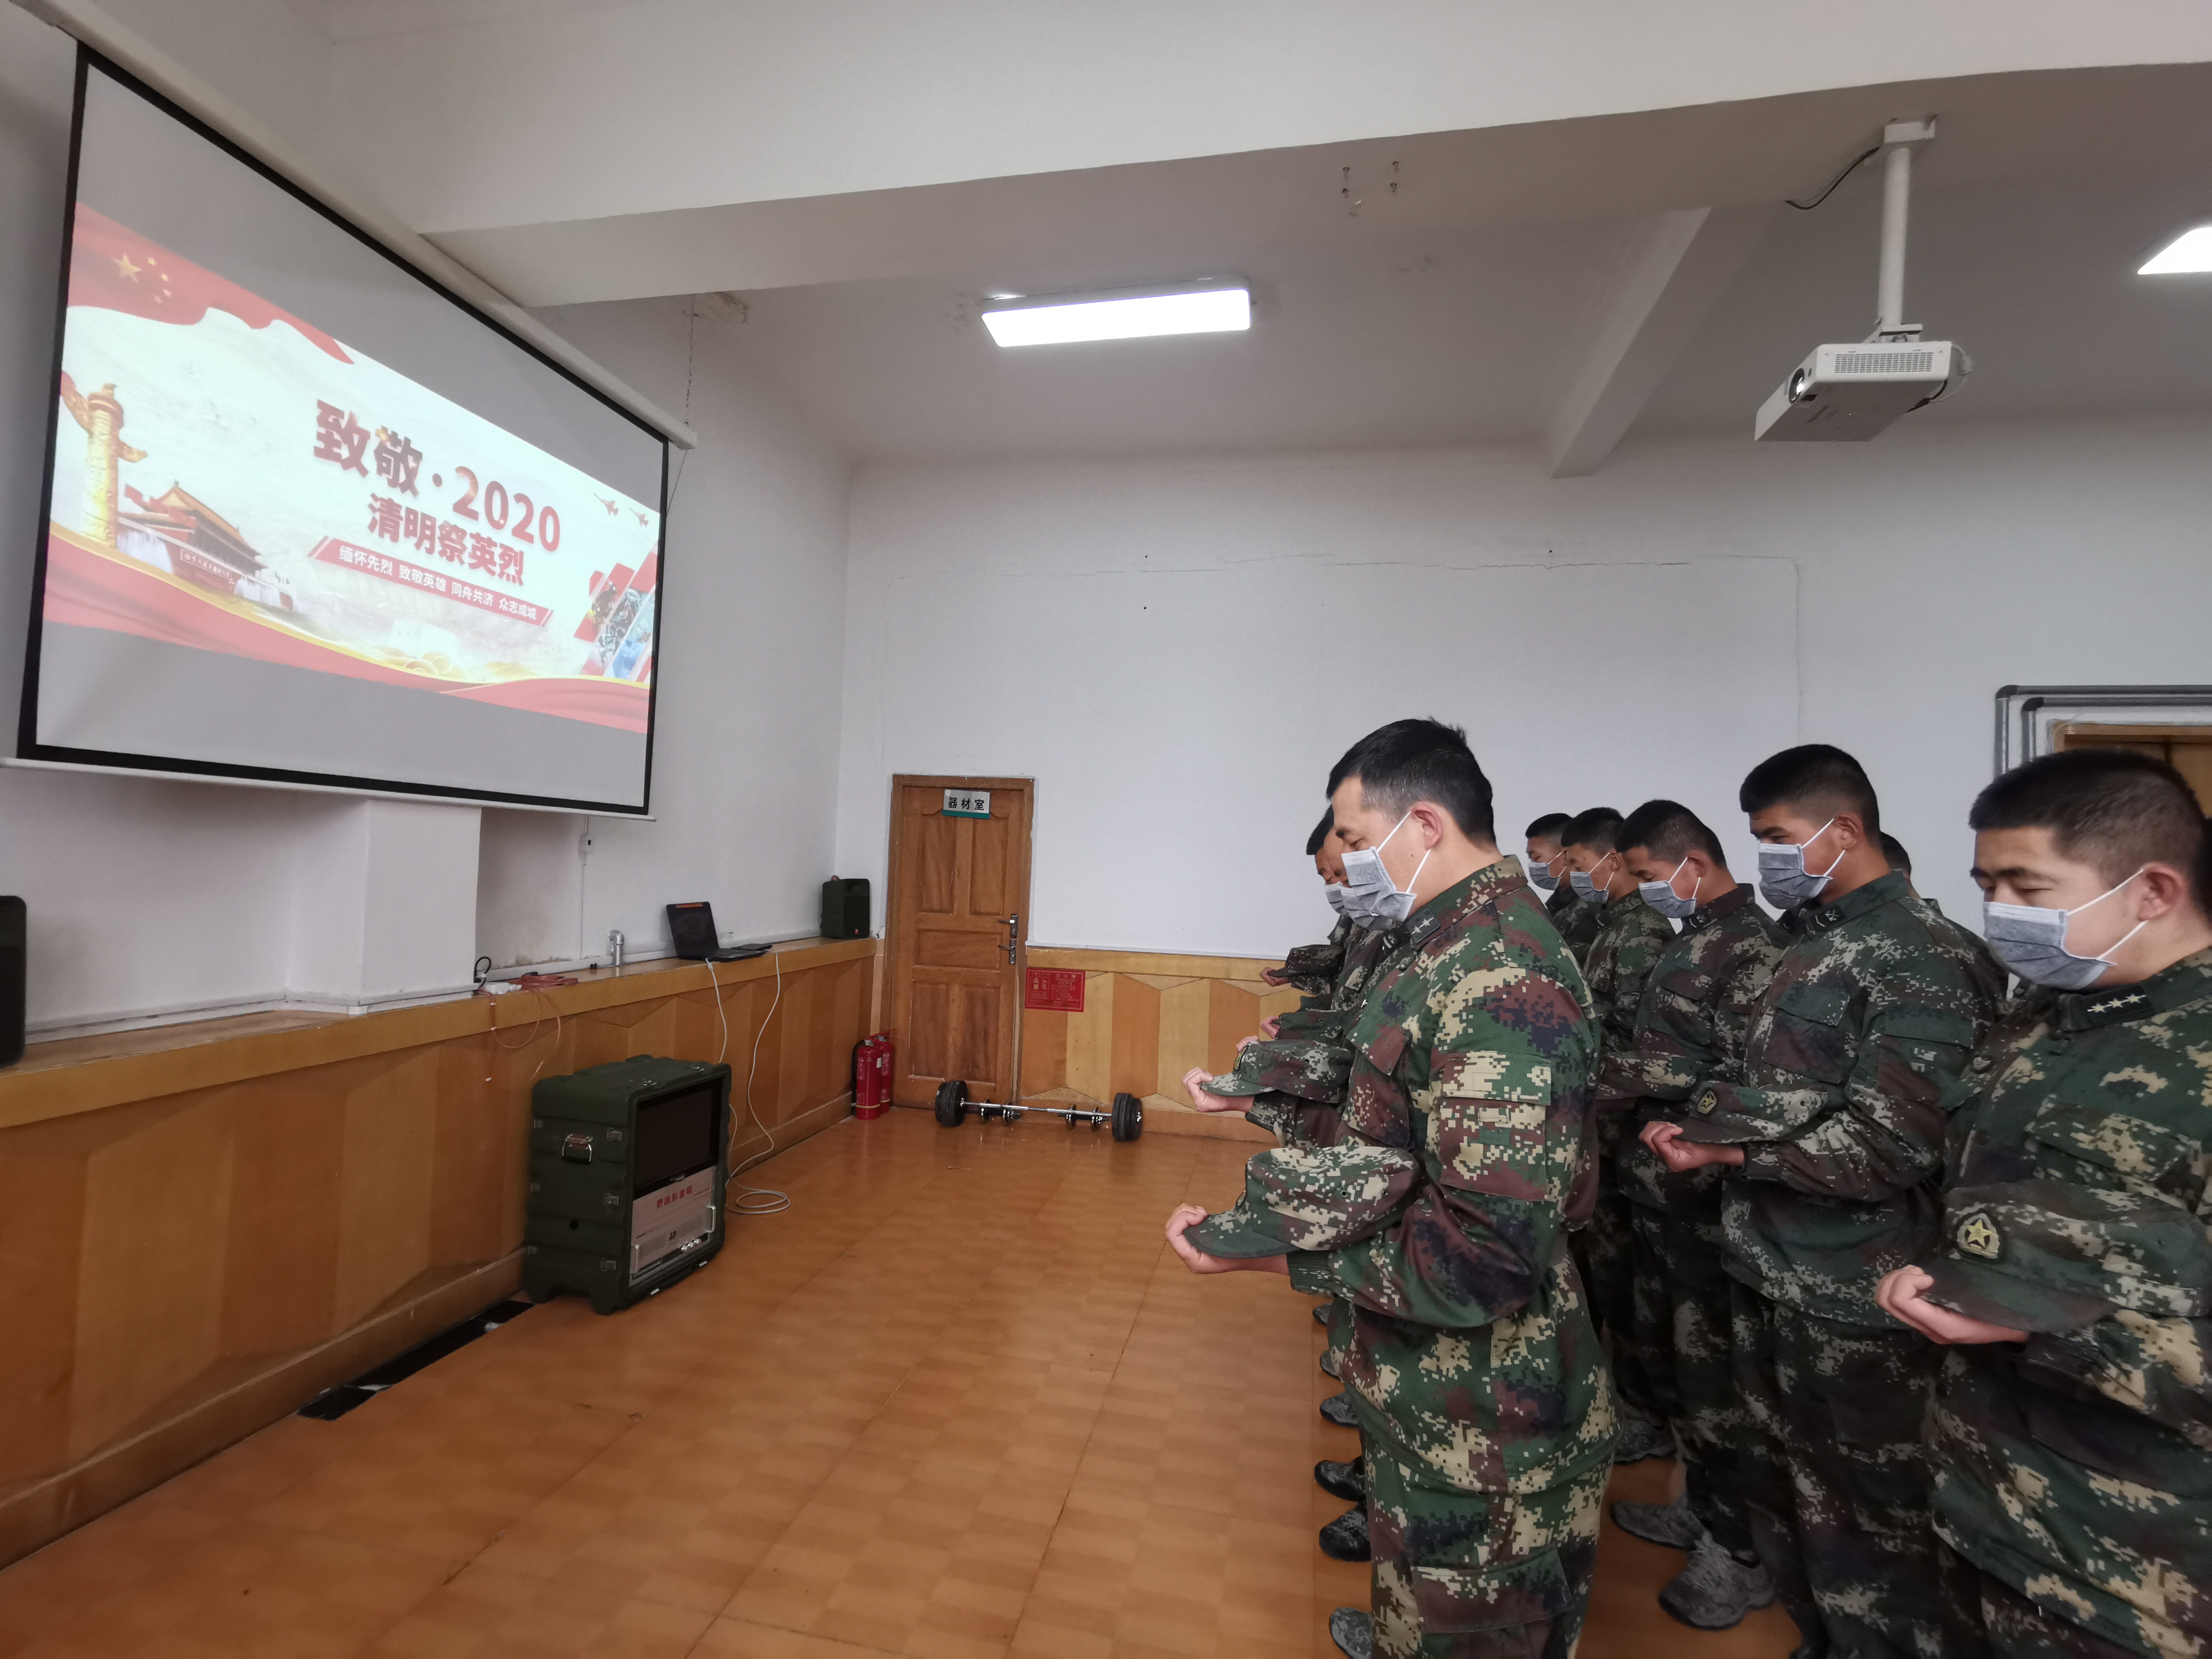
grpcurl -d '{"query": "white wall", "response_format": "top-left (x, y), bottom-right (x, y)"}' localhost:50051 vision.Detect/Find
top-left (474, 297), bottom-right (854, 973)
top-left (0, 9), bottom-right (854, 1031)
top-left (836, 421), bottom-right (2207, 953)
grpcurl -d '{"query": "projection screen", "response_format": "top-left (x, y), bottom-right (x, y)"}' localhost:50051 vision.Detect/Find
top-left (21, 50), bottom-right (669, 813)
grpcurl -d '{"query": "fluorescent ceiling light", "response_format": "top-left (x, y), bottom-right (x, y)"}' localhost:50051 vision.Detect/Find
top-left (981, 283), bottom-right (1250, 347)
top-left (2139, 225), bottom-right (2212, 274)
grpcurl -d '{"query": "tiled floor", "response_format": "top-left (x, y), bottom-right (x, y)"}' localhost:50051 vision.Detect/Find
top-left (0, 1109), bottom-right (1796, 1657)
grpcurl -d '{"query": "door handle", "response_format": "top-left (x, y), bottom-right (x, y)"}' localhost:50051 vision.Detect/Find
top-left (1005, 913), bottom-right (1019, 965)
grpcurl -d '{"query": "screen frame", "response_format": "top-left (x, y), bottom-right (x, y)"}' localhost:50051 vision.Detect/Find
top-left (17, 44), bottom-right (669, 816)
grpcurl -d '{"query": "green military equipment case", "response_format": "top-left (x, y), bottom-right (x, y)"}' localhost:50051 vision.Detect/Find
top-left (522, 1054), bottom-right (731, 1314)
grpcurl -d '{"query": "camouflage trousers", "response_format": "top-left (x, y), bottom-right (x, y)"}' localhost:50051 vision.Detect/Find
top-left (1569, 1154), bottom-right (1664, 1426)
top-left (1367, 1451), bottom-right (1605, 1659)
top-left (1326, 1296), bottom-right (1352, 1371)
top-left (1732, 1281), bottom-right (1944, 1659)
top-left (1627, 1201), bottom-right (1751, 1555)
top-left (1936, 1545), bottom-right (2143, 1659)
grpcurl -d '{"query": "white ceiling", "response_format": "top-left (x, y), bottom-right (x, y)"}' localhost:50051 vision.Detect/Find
top-left (712, 218), bottom-right (1630, 461)
top-left (662, 64), bottom-right (2212, 464)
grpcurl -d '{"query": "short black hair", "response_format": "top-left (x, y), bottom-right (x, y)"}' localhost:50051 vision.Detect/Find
top-left (1560, 807), bottom-right (1625, 856)
top-left (1970, 750), bottom-right (2208, 910)
top-left (1524, 812), bottom-right (1572, 843)
top-left (1620, 799), bottom-right (1726, 867)
top-left (1739, 744), bottom-right (1881, 837)
top-left (1306, 809), bottom-right (1335, 857)
top-left (1879, 833), bottom-right (1911, 874)
top-left (1328, 718), bottom-right (1495, 843)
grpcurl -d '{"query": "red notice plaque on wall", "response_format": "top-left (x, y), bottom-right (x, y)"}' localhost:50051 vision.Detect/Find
top-left (1025, 968), bottom-right (1086, 1013)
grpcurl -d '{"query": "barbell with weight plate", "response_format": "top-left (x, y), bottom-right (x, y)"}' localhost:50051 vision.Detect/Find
top-left (933, 1078), bottom-right (1143, 1141)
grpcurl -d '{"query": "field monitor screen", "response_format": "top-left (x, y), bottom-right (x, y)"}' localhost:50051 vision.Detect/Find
top-left (22, 50), bottom-right (668, 812)
top-left (633, 1084), bottom-right (719, 1193)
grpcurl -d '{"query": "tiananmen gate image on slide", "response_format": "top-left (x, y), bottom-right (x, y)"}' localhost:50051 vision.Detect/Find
top-left (43, 203), bottom-right (662, 736)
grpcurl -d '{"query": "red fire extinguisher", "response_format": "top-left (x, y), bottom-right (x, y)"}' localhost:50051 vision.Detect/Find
top-left (852, 1032), bottom-right (894, 1119)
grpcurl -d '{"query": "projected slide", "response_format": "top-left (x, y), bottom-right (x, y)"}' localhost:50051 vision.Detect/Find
top-left (44, 204), bottom-right (661, 734)
top-left (25, 55), bottom-right (668, 812)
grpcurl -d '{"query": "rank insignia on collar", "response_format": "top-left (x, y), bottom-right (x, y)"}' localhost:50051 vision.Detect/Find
top-left (2086, 991), bottom-right (2148, 1017)
top-left (1955, 1211), bottom-right (2001, 1260)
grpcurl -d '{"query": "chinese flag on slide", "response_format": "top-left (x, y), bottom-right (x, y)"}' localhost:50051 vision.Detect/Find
top-left (68, 204), bottom-right (353, 364)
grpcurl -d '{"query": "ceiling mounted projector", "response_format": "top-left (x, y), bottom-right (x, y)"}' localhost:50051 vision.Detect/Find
top-left (1756, 118), bottom-right (1967, 443)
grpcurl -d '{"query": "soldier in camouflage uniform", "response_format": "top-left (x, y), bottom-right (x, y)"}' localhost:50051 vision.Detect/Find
top-left (1875, 750), bottom-right (2212, 1659)
top-left (1883, 833), bottom-right (2008, 996)
top-left (1649, 745), bottom-right (2002, 1659)
top-left (1194, 915), bottom-right (1409, 1563)
top-left (1166, 720), bottom-right (1613, 1659)
top-left (1525, 812), bottom-right (1577, 921)
top-left (1263, 810), bottom-right (1357, 997)
top-left (1557, 806), bottom-right (1678, 1464)
top-left (1602, 800), bottom-right (1786, 1627)
top-left (1185, 809), bottom-right (1408, 1560)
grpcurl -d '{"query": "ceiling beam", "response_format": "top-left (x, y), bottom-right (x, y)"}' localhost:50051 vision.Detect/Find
top-left (1544, 204), bottom-right (1775, 477)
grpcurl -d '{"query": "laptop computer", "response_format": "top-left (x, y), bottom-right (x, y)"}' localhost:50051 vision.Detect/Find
top-left (665, 902), bottom-right (769, 963)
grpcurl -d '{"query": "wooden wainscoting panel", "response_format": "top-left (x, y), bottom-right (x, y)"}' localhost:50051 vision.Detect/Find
top-left (826, 957), bottom-right (868, 1106)
top-left (0, 1123), bottom-right (87, 1485)
top-left (774, 962), bottom-right (822, 1117)
top-left (70, 1101), bottom-right (236, 1460)
top-left (1020, 1007), bottom-right (1068, 1098)
top-left (0, 941), bottom-right (872, 1570)
top-left (1062, 972), bottom-right (1115, 1103)
top-left (332, 1049), bottom-right (442, 1332)
top-left (1000, 950), bottom-right (1299, 1143)
top-left (1024, 947), bottom-right (1284, 980)
top-left (1109, 976), bottom-right (1163, 1100)
top-left (1155, 978), bottom-right (1214, 1099)
top-left (429, 1038), bottom-right (523, 1271)
top-left (219, 1082), bottom-right (345, 1359)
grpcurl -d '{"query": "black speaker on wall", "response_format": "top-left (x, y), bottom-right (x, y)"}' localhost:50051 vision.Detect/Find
top-left (0, 897), bottom-right (23, 1067)
top-left (820, 877), bottom-right (870, 941)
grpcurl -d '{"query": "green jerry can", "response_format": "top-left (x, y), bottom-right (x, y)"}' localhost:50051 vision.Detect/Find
top-left (523, 1054), bottom-right (732, 1314)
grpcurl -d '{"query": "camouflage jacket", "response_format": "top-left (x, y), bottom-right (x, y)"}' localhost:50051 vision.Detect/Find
top-left (1598, 886), bottom-right (1785, 1211)
top-left (1244, 918), bottom-right (1407, 1145)
top-left (1186, 859), bottom-right (1615, 1495)
top-left (1281, 915), bottom-right (1354, 998)
top-left (1583, 889), bottom-right (1676, 1103)
top-left (1679, 870), bottom-right (2003, 1328)
top-left (1921, 949), bottom-right (2212, 1657)
top-left (1551, 889), bottom-right (1605, 964)
top-left (1921, 895), bottom-right (2018, 1014)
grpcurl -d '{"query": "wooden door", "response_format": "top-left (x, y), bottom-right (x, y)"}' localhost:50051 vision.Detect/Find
top-left (885, 775), bottom-right (1033, 1108)
top-left (2054, 723), bottom-right (2212, 808)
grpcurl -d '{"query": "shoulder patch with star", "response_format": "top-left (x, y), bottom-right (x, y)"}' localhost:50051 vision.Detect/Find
top-left (1955, 1211), bottom-right (2002, 1261)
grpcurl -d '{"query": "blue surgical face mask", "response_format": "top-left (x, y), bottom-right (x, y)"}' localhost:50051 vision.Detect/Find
top-left (1526, 855), bottom-right (1560, 893)
top-left (1568, 850), bottom-right (1617, 904)
top-left (1639, 855), bottom-right (1700, 921)
top-left (1340, 811), bottom-right (1430, 925)
top-left (1982, 870), bottom-right (2148, 990)
top-left (1756, 819), bottom-right (1843, 908)
top-left (1324, 882), bottom-right (1353, 918)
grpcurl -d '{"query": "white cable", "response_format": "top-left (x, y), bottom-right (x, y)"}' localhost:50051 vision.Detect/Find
top-left (726, 948), bottom-right (790, 1215)
top-left (706, 956), bottom-right (729, 1064)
